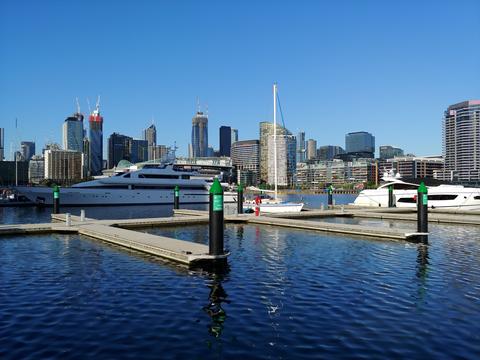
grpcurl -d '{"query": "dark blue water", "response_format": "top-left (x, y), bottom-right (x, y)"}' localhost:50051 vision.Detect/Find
top-left (1, 196), bottom-right (480, 359)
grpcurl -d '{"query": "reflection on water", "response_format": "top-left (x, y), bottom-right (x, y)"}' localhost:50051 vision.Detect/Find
top-left (204, 277), bottom-right (229, 339)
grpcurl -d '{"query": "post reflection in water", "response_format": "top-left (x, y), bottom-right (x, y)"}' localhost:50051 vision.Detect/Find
top-left (203, 276), bottom-right (230, 339)
top-left (416, 244), bottom-right (429, 303)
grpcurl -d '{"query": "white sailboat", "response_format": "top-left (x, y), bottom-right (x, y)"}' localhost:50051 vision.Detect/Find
top-left (245, 83), bottom-right (304, 214)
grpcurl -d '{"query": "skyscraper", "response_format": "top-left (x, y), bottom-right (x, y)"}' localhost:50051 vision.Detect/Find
top-left (317, 145), bottom-right (345, 161)
top-left (267, 134), bottom-right (297, 187)
top-left (296, 131), bottom-right (306, 163)
top-left (442, 100), bottom-right (480, 183)
top-left (63, 112), bottom-right (84, 152)
top-left (191, 111), bottom-right (208, 157)
top-left (259, 121), bottom-right (290, 182)
top-left (0, 128), bottom-right (4, 161)
top-left (21, 141), bottom-right (35, 162)
top-left (379, 145), bottom-right (404, 160)
top-left (345, 131), bottom-right (375, 158)
top-left (231, 128), bottom-right (238, 145)
top-left (89, 100), bottom-right (103, 175)
top-left (306, 139), bottom-right (317, 161)
top-left (219, 126), bottom-right (232, 156)
top-left (108, 133), bottom-right (132, 168)
top-left (143, 124), bottom-right (157, 161)
top-left (231, 140), bottom-right (260, 186)
top-left (129, 139), bottom-right (148, 164)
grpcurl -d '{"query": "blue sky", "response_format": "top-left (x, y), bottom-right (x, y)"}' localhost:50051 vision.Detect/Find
top-left (1, 0), bottom-right (479, 159)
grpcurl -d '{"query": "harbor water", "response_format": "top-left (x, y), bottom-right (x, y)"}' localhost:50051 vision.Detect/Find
top-left (1, 194), bottom-right (480, 358)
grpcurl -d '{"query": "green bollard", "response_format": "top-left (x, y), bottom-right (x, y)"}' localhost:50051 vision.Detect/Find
top-left (209, 178), bottom-right (224, 256)
top-left (237, 183), bottom-right (243, 214)
top-left (327, 185), bottom-right (333, 207)
top-left (53, 185), bottom-right (60, 214)
top-left (174, 185), bottom-right (180, 210)
top-left (417, 181), bottom-right (428, 244)
top-left (388, 185), bottom-right (394, 207)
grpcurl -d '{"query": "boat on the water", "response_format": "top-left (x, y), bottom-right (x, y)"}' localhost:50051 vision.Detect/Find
top-left (243, 83), bottom-right (304, 214)
top-left (15, 164), bottom-right (236, 206)
top-left (352, 171), bottom-right (480, 210)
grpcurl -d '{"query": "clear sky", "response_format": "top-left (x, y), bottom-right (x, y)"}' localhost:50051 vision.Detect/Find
top-left (1, 0), bottom-right (479, 159)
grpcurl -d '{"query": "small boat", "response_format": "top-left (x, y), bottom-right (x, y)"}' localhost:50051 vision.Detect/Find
top-left (243, 83), bottom-right (304, 214)
top-left (352, 170), bottom-right (480, 210)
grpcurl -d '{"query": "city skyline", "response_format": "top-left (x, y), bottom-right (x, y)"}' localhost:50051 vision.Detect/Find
top-left (1, 1), bottom-right (479, 158)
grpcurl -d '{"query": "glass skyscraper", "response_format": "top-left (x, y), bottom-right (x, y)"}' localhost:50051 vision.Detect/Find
top-left (296, 131), bottom-right (305, 163)
top-left (219, 126), bottom-right (232, 156)
top-left (345, 131), bottom-right (375, 158)
top-left (191, 112), bottom-right (208, 158)
top-left (63, 112), bottom-right (84, 152)
top-left (89, 106), bottom-right (103, 175)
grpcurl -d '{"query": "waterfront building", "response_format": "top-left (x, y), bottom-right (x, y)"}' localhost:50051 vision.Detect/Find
top-left (259, 121), bottom-right (290, 182)
top-left (345, 131), bottom-right (375, 158)
top-left (231, 128), bottom-right (238, 145)
top-left (0, 127), bottom-right (4, 161)
top-left (379, 145), bottom-right (404, 160)
top-left (143, 124), bottom-right (157, 161)
top-left (191, 111), bottom-right (208, 158)
top-left (15, 151), bottom-right (25, 162)
top-left (129, 139), bottom-right (148, 164)
top-left (440, 100), bottom-right (480, 183)
top-left (152, 145), bottom-right (169, 163)
top-left (267, 134), bottom-right (296, 187)
top-left (89, 102), bottom-right (103, 176)
top-left (306, 139), bottom-right (317, 161)
top-left (317, 145), bottom-right (345, 161)
top-left (28, 155), bottom-right (45, 184)
top-left (388, 155), bottom-right (444, 179)
top-left (44, 149), bottom-right (83, 184)
top-left (21, 141), bottom-right (35, 162)
top-left (63, 113), bottom-right (84, 152)
top-left (231, 139), bottom-right (260, 186)
top-left (82, 138), bottom-right (90, 178)
top-left (219, 126), bottom-right (232, 156)
top-left (108, 133), bottom-right (132, 169)
top-left (0, 161), bottom-right (28, 185)
top-left (296, 131), bottom-right (306, 163)
top-left (207, 146), bottom-right (215, 158)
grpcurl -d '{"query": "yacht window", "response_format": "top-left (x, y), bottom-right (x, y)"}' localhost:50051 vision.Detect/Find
top-left (141, 174), bottom-right (179, 179)
top-left (181, 175), bottom-right (190, 179)
top-left (428, 194), bottom-right (458, 201)
top-left (474, 196), bottom-right (480, 200)
top-left (397, 197), bottom-right (416, 203)
top-left (123, 173), bottom-right (131, 178)
top-left (392, 183), bottom-right (419, 190)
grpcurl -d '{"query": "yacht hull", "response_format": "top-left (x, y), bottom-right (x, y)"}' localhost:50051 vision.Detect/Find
top-left (15, 186), bottom-right (237, 206)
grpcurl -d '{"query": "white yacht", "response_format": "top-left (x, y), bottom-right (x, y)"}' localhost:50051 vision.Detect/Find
top-left (353, 171), bottom-right (480, 210)
top-left (15, 164), bottom-right (236, 206)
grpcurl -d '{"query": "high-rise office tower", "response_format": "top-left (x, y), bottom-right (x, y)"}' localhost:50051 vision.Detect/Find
top-left (89, 99), bottom-right (103, 175)
top-left (259, 121), bottom-right (290, 182)
top-left (345, 131), bottom-right (375, 158)
top-left (296, 131), bottom-right (306, 163)
top-left (63, 112), bottom-right (84, 152)
top-left (317, 145), bottom-right (345, 161)
top-left (191, 111), bottom-right (208, 157)
top-left (21, 141), bottom-right (35, 162)
top-left (231, 139), bottom-right (260, 186)
top-left (0, 128), bottom-right (4, 161)
top-left (306, 139), bottom-right (317, 161)
top-left (129, 139), bottom-right (148, 164)
top-left (28, 155), bottom-right (45, 184)
top-left (143, 124), bottom-right (157, 161)
top-left (108, 133), bottom-right (132, 168)
top-left (219, 126), bottom-right (232, 156)
top-left (267, 134), bottom-right (297, 187)
top-left (231, 128), bottom-right (238, 145)
top-left (442, 100), bottom-right (480, 183)
top-left (379, 145), bottom-right (404, 160)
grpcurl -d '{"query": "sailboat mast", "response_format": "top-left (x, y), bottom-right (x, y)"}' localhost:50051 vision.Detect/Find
top-left (273, 83), bottom-right (278, 200)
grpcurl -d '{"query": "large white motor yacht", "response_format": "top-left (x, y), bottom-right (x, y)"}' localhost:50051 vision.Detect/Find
top-left (353, 171), bottom-right (480, 210)
top-left (15, 164), bottom-right (236, 206)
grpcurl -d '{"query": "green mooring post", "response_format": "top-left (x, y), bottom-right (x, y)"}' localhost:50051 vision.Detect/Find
top-left (174, 185), bottom-right (180, 210)
top-left (237, 184), bottom-right (243, 214)
top-left (327, 185), bottom-right (333, 207)
top-left (417, 181), bottom-right (428, 244)
top-left (388, 185), bottom-right (394, 207)
top-left (53, 185), bottom-right (60, 214)
top-left (209, 178), bottom-right (224, 256)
